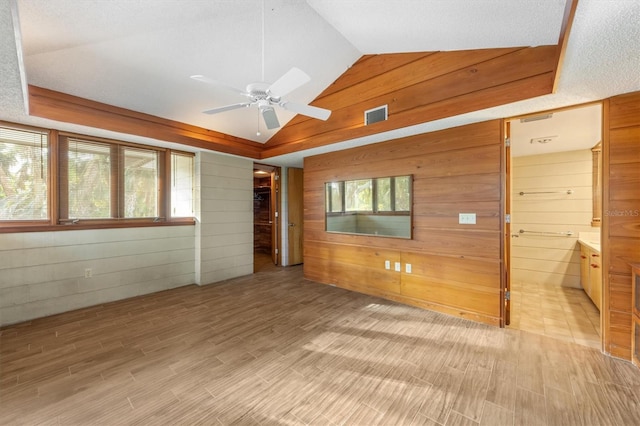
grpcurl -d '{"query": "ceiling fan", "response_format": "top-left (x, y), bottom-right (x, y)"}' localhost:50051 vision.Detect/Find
top-left (191, 0), bottom-right (329, 131)
top-left (190, 68), bottom-right (331, 130)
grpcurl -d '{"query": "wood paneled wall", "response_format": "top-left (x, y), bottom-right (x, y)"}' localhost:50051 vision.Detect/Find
top-left (603, 91), bottom-right (640, 359)
top-left (304, 120), bottom-right (504, 326)
top-left (263, 47), bottom-right (556, 158)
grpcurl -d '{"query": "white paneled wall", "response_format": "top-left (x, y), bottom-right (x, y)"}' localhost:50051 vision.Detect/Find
top-left (511, 149), bottom-right (596, 288)
top-left (195, 152), bottom-right (253, 284)
top-left (0, 226), bottom-right (195, 325)
top-left (0, 150), bottom-right (255, 326)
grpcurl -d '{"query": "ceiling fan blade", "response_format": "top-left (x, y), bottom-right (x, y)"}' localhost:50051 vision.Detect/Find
top-left (190, 74), bottom-right (247, 96)
top-left (261, 106), bottom-right (280, 130)
top-left (268, 67), bottom-right (311, 98)
top-left (281, 101), bottom-right (331, 121)
top-left (203, 102), bottom-right (251, 115)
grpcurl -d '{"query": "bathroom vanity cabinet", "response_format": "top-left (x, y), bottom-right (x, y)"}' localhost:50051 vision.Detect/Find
top-left (580, 242), bottom-right (602, 311)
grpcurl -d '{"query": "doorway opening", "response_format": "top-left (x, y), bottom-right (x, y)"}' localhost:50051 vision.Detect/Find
top-left (506, 102), bottom-right (603, 350)
top-left (253, 163), bottom-right (280, 272)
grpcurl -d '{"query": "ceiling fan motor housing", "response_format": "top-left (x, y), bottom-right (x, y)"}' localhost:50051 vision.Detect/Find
top-left (256, 99), bottom-right (271, 110)
top-left (247, 83), bottom-right (280, 104)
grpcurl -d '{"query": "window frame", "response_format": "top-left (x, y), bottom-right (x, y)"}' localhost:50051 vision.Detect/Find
top-left (0, 121), bottom-right (195, 233)
top-left (0, 123), bottom-right (52, 228)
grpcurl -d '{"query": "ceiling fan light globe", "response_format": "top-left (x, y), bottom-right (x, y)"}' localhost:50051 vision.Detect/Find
top-left (261, 106), bottom-right (280, 130)
top-left (267, 93), bottom-right (281, 103)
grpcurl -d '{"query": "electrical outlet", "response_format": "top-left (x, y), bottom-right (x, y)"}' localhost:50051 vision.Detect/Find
top-left (394, 262), bottom-right (401, 272)
top-left (385, 260), bottom-right (391, 270)
top-left (405, 263), bottom-right (412, 274)
top-left (459, 213), bottom-right (477, 224)
top-left (84, 268), bottom-right (92, 278)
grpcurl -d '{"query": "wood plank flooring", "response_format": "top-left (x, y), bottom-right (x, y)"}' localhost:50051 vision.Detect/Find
top-left (1, 266), bottom-right (640, 425)
top-left (509, 280), bottom-right (601, 349)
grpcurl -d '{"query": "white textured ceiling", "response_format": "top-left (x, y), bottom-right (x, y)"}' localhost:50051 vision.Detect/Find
top-left (1, 0), bottom-right (639, 167)
top-left (306, 0), bottom-right (567, 53)
top-left (12, 0), bottom-right (565, 143)
top-left (15, 0), bottom-right (362, 143)
top-left (510, 103), bottom-right (602, 157)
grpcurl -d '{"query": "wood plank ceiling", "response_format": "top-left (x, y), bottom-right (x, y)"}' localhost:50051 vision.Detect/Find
top-left (28, 44), bottom-right (560, 159)
top-left (261, 45), bottom-right (559, 158)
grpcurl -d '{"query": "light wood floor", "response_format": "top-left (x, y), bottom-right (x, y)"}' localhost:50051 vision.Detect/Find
top-left (509, 281), bottom-right (601, 349)
top-left (2, 266), bottom-right (639, 425)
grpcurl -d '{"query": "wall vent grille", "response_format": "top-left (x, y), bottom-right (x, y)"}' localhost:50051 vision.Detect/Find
top-left (364, 105), bottom-right (388, 125)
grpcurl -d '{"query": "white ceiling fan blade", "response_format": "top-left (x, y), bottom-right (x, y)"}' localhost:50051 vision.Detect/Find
top-left (190, 74), bottom-right (247, 96)
top-left (268, 67), bottom-right (311, 98)
top-left (281, 101), bottom-right (331, 121)
top-left (261, 106), bottom-right (280, 130)
top-left (203, 102), bottom-right (251, 115)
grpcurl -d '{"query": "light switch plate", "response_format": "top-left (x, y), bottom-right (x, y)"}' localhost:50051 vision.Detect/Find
top-left (385, 260), bottom-right (391, 270)
top-left (459, 213), bottom-right (476, 224)
top-left (405, 263), bottom-right (412, 273)
top-left (394, 262), bottom-right (401, 272)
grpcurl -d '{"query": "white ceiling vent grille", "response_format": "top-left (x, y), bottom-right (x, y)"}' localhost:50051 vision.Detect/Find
top-left (364, 105), bottom-right (388, 125)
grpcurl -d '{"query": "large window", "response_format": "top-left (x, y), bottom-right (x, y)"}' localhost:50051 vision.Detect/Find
top-left (0, 123), bottom-right (195, 231)
top-left (67, 139), bottom-right (112, 219)
top-left (60, 136), bottom-right (163, 221)
top-left (0, 126), bottom-right (48, 221)
top-left (124, 147), bottom-right (158, 218)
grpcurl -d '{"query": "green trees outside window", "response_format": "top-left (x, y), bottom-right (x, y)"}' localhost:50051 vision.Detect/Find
top-left (0, 127), bottom-right (48, 220)
top-left (0, 123), bottom-right (194, 228)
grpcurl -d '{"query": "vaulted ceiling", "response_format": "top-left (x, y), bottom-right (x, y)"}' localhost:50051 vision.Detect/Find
top-left (1, 0), bottom-right (639, 166)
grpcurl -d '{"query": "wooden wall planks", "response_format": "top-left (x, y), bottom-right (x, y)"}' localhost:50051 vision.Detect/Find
top-left (262, 46), bottom-right (557, 158)
top-left (303, 120), bottom-right (505, 326)
top-left (603, 91), bottom-right (640, 359)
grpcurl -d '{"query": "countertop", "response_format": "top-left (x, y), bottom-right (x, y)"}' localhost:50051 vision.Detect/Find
top-left (578, 232), bottom-right (601, 253)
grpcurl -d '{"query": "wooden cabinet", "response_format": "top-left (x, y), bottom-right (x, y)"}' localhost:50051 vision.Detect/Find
top-left (590, 251), bottom-right (602, 311)
top-left (580, 245), bottom-right (591, 295)
top-left (580, 243), bottom-right (602, 311)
